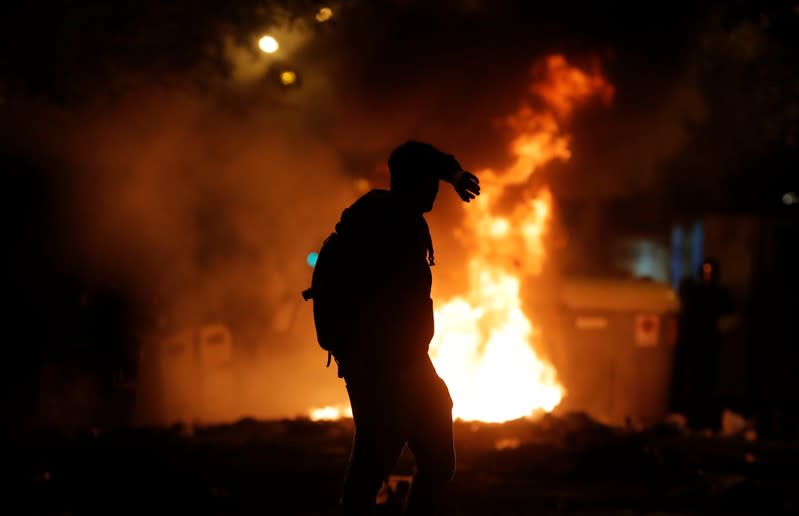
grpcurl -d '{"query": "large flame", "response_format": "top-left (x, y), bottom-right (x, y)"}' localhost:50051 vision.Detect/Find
top-left (430, 55), bottom-right (613, 422)
top-left (309, 55), bottom-right (613, 423)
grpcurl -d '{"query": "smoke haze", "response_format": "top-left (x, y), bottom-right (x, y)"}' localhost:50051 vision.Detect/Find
top-left (6, 1), bottom-right (779, 425)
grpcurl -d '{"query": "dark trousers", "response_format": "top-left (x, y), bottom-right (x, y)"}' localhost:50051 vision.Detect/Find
top-left (341, 357), bottom-right (455, 516)
top-left (671, 334), bottom-right (721, 431)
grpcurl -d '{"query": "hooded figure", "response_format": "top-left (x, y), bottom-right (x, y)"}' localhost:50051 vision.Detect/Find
top-left (671, 258), bottom-right (734, 430)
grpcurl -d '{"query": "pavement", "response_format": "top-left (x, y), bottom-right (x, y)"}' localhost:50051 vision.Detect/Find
top-left (8, 413), bottom-right (799, 515)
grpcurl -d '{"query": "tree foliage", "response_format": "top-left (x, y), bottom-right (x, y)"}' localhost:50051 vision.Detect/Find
top-left (666, 1), bottom-right (799, 211)
top-left (0, 1), bottom-right (324, 102)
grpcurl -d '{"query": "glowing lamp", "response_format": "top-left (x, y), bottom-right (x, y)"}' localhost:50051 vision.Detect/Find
top-left (258, 35), bottom-right (279, 54)
top-left (307, 252), bottom-right (319, 268)
top-left (280, 70), bottom-right (297, 86)
top-left (316, 7), bottom-right (333, 22)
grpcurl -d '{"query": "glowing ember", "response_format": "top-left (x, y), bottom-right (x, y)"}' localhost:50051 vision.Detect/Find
top-left (310, 404), bottom-right (353, 421)
top-left (429, 54), bottom-right (614, 422)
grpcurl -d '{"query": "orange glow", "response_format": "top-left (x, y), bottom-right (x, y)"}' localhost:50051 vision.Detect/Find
top-left (354, 178), bottom-right (371, 193)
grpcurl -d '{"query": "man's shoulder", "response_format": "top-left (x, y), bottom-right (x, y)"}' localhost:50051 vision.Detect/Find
top-left (337, 189), bottom-right (392, 234)
top-left (350, 189), bottom-right (392, 209)
top-left (343, 189), bottom-right (394, 220)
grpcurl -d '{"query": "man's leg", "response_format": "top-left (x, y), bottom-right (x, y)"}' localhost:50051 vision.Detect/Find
top-left (404, 366), bottom-right (455, 516)
top-left (342, 380), bottom-right (406, 515)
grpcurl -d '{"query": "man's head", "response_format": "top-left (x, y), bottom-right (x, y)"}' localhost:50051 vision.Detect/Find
top-left (699, 258), bottom-right (720, 286)
top-left (388, 141), bottom-right (460, 213)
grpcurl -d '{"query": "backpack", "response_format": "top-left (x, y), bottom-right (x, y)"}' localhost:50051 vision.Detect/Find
top-left (302, 231), bottom-right (353, 372)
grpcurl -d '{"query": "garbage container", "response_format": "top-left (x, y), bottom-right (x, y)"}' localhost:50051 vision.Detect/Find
top-left (542, 277), bottom-right (679, 425)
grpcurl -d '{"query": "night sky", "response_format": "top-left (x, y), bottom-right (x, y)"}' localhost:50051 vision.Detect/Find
top-left (3, 1), bottom-right (795, 207)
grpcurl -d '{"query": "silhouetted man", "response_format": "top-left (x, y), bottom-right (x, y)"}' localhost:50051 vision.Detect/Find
top-left (334, 142), bottom-right (479, 515)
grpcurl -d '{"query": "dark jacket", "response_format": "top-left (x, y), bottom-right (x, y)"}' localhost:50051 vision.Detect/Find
top-left (335, 189), bottom-right (435, 374)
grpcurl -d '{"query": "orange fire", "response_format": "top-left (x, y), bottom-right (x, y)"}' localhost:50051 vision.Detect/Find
top-left (429, 55), bottom-right (614, 422)
top-left (309, 55), bottom-right (613, 423)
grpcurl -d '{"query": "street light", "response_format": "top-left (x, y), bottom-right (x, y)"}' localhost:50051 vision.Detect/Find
top-left (316, 7), bottom-right (333, 22)
top-left (258, 35), bottom-right (279, 54)
top-left (280, 70), bottom-right (297, 86)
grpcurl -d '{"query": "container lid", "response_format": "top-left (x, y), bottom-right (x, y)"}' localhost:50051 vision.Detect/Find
top-left (559, 276), bottom-right (679, 313)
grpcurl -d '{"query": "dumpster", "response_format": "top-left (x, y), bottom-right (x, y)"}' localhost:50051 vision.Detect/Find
top-left (541, 277), bottom-right (679, 425)
top-left (139, 323), bottom-right (238, 425)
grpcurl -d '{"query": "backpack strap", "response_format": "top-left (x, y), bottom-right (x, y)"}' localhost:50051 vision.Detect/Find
top-left (421, 217), bottom-right (435, 266)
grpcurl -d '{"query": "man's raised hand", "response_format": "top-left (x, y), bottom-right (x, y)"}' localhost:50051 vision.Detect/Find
top-left (452, 170), bottom-right (481, 202)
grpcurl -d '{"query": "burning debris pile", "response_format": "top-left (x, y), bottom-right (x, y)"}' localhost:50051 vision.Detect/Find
top-left (430, 55), bottom-right (614, 422)
top-left (12, 413), bottom-right (796, 515)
